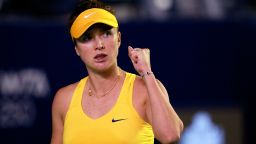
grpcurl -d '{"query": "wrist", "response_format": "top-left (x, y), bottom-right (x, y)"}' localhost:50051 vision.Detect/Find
top-left (140, 71), bottom-right (154, 78)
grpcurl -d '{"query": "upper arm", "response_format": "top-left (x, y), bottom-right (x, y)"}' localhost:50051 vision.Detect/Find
top-left (51, 84), bottom-right (76, 144)
top-left (51, 89), bottom-right (65, 144)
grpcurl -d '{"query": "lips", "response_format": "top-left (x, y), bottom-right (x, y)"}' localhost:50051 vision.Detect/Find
top-left (94, 53), bottom-right (107, 62)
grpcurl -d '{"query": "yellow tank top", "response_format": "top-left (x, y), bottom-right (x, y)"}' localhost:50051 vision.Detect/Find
top-left (63, 72), bottom-right (154, 144)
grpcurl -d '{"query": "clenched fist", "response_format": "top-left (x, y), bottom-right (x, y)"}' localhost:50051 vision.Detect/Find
top-left (128, 46), bottom-right (152, 76)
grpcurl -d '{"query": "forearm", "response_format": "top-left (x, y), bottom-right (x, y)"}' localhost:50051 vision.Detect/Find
top-left (143, 73), bottom-right (183, 143)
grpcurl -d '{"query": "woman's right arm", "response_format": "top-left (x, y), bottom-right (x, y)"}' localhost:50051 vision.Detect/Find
top-left (51, 84), bottom-right (75, 144)
top-left (51, 89), bottom-right (65, 144)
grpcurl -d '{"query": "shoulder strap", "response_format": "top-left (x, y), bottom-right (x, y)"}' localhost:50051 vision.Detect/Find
top-left (69, 77), bottom-right (88, 108)
top-left (118, 72), bottom-right (136, 104)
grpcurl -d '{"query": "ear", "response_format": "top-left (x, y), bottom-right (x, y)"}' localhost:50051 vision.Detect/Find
top-left (75, 46), bottom-right (80, 56)
top-left (117, 31), bottom-right (121, 48)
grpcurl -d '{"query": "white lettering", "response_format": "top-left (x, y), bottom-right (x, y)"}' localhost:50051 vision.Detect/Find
top-left (0, 68), bottom-right (50, 98)
top-left (0, 68), bottom-right (50, 128)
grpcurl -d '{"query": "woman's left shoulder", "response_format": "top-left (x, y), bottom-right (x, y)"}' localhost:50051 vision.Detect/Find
top-left (133, 75), bottom-right (147, 93)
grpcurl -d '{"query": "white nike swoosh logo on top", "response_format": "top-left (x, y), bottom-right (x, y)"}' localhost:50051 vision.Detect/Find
top-left (84, 12), bottom-right (96, 18)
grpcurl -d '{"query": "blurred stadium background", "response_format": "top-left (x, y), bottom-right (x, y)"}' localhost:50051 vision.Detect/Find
top-left (0, 0), bottom-right (255, 143)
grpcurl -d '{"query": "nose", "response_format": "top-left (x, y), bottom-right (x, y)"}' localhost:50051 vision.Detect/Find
top-left (95, 37), bottom-right (104, 50)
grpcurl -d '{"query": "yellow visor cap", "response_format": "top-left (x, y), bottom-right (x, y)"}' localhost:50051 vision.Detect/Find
top-left (70, 8), bottom-right (118, 39)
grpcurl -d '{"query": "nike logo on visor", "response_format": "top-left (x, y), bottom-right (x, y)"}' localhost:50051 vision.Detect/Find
top-left (84, 12), bottom-right (96, 18)
top-left (112, 118), bottom-right (127, 123)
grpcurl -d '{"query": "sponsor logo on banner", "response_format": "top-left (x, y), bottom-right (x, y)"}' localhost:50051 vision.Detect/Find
top-left (0, 68), bottom-right (50, 128)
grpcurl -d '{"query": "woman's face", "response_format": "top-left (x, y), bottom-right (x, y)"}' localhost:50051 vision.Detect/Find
top-left (75, 24), bottom-right (121, 72)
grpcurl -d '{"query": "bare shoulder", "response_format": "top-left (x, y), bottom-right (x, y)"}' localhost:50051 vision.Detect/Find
top-left (133, 75), bottom-right (147, 96)
top-left (54, 82), bottom-right (78, 102)
top-left (52, 82), bottom-right (79, 117)
top-left (133, 75), bottom-right (148, 106)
